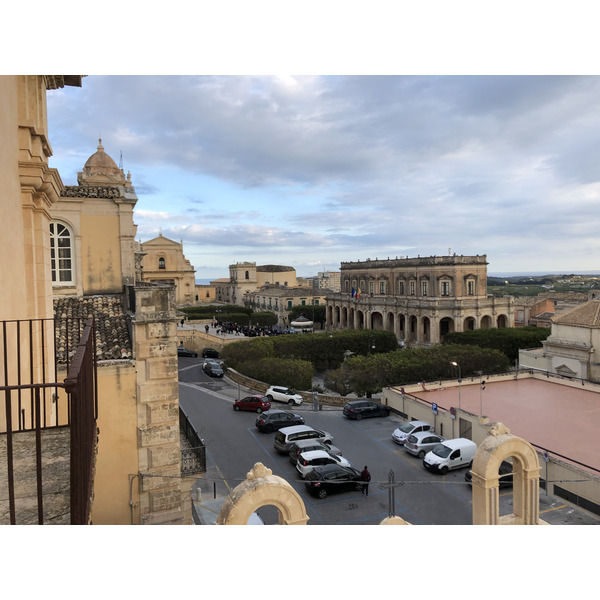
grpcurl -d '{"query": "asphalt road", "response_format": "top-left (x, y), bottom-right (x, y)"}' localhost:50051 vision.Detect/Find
top-left (178, 356), bottom-right (600, 525)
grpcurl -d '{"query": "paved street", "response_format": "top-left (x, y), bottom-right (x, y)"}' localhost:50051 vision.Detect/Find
top-left (178, 356), bottom-right (600, 525)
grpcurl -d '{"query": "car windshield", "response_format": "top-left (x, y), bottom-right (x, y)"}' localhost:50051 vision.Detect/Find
top-left (432, 444), bottom-right (452, 458)
top-left (399, 422), bottom-right (415, 433)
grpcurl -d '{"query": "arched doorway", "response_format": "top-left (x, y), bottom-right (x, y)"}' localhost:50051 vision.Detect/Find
top-left (439, 317), bottom-right (454, 339)
top-left (387, 312), bottom-right (395, 334)
top-left (464, 317), bottom-right (476, 331)
top-left (481, 315), bottom-right (492, 329)
top-left (371, 311), bottom-right (383, 330)
top-left (497, 314), bottom-right (507, 328)
top-left (421, 317), bottom-right (431, 343)
top-left (408, 315), bottom-right (418, 342)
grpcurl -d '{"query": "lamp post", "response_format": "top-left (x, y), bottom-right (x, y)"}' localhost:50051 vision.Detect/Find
top-left (451, 361), bottom-right (462, 409)
top-left (480, 379), bottom-right (486, 416)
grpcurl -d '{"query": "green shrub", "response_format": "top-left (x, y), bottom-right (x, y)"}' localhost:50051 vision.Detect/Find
top-left (235, 357), bottom-right (313, 391)
top-left (442, 327), bottom-right (550, 362)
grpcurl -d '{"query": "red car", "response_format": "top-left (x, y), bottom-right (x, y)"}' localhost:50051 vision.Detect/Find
top-left (233, 395), bottom-right (271, 413)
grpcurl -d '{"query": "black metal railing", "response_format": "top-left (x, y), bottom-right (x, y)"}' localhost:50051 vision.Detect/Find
top-left (1, 317), bottom-right (97, 524)
top-left (179, 406), bottom-right (206, 475)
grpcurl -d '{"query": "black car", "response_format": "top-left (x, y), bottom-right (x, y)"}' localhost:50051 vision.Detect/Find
top-left (304, 464), bottom-right (363, 499)
top-left (343, 400), bottom-right (390, 420)
top-left (177, 346), bottom-right (198, 358)
top-left (203, 362), bottom-right (224, 377)
top-left (202, 348), bottom-right (220, 358)
top-left (255, 410), bottom-right (305, 433)
top-left (464, 460), bottom-right (513, 488)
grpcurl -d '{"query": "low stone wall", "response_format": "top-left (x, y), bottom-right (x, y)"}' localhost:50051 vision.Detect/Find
top-left (225, 368), bottom-right (350, 408)
top-left (176, 329), bottom-right (251, 354)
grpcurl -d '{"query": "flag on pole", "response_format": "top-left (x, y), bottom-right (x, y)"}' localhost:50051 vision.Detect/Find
top-left (351, 287), bottom-right (356, 297)
top-left (357, 287), bottom-right (361, 298)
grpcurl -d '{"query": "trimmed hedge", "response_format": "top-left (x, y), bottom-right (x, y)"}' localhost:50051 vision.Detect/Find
top-left (326, 343), bottom-right (510, 397)
top-left (234, 357), bottom-right (313, 391)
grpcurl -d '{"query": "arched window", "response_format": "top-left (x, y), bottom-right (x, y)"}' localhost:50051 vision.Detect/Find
top-left (245, 271), bottom-right (249, 279)
top-left (158, 257), bottom-right (166, 270)
top-left (50, 221), bottom-right (74, 284)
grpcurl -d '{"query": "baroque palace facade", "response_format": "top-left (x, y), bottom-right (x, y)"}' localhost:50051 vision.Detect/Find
top-left (326, 254), bottom-right (514, 346)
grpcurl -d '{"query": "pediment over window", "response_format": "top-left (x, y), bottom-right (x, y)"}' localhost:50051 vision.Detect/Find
top-left (555, 364), bottom-right (578, 377)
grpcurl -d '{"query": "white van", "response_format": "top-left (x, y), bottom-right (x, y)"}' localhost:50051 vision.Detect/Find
top-left (423, 438), bottom-right (477, 475)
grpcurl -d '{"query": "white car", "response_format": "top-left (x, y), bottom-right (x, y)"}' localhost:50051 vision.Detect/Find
top-left (266, 386), bottom-right (303, 405)
top-left (296, 450), bottom-right (351, 478)
top-left (392, 420), bottom-right (434, 445)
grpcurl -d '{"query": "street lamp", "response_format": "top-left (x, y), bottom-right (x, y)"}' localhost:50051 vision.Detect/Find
top-left (451, 361), bottom-right (462, 409)
top-left (480, 379), bottom-right (486, 416)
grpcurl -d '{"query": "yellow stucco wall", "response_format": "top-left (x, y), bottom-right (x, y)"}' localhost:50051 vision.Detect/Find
top-left (81, 213), bottom-right (123, 294)
top-left (89, 363), bottom-right (139, 525)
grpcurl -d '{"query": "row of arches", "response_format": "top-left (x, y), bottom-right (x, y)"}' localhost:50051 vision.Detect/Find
top-left (327, 305), bottom-right (509, 345)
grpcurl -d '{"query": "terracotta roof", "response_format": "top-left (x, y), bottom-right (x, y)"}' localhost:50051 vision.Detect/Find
top-left (54, 296), bottom-right (132, 363)
top-left (552, 300), bottom-right (600, 327)
top-left (62, 186), bottom-right (121, 198)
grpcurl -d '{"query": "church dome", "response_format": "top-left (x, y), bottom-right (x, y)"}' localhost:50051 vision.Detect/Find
top-left (77, 138), bottom-right (128, 186)
top-left (83, 139), bottom-right (120, 176)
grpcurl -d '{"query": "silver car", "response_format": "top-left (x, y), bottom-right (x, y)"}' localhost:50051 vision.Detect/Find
top-left (391, 420), bottom-right (434, 445)
top-left (404, 431), bottom-right (445, 459)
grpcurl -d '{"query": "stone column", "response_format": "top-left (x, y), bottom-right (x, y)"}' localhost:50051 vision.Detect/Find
top-left (132, 283), bottom-right (188, 524)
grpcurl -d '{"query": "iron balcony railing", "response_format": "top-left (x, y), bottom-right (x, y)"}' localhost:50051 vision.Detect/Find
top-left (1, 317), bottom-right (97, 524)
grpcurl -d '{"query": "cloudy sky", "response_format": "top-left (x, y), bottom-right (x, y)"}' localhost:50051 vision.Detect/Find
top-left (33, 5), bottom-right (600, 282)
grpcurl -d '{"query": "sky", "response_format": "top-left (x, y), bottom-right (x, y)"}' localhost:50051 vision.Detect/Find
top-left (45, 73), bottom-right (600, 281)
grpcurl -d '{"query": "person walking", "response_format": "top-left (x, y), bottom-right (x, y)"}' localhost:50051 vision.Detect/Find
top-left (360, 466), bottom-right (371, 497)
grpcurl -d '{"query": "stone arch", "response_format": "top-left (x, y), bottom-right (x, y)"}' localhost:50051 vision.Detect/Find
top-left (480, 315), bottom-right (492, 328)
top-left (497, 314), bottom-right (508, 328)
top-left (371, 311), bottom-right (384, 330)
top-left (217, 463), bottom-right (309, 525)
top-left (470, 423), bottom-right (542, 525)
top-left (464, 316), bottom-right (476, 331)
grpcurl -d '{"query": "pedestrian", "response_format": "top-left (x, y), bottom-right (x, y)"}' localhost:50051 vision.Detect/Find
top-left (180, 318), bottom-right (184, 328)
top-left (360, 465), bottom-right (371, 497)
top-left (205, 324), bottom-right (209, 334)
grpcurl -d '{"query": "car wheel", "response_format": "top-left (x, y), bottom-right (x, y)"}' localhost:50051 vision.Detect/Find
top-left (418, 450), bottom-right (425, 459)
top-left (468, 461), bottom-right (473, 469)
top-left (256, 407), bottom-right (262, 414)
top-left (288, 399), bottom-right (294, 405)
top-left (440, 466), bottom-right (449, 476)
top-left (318, 488), bottom-right (327, 499)
top-left (266, 395), bottom-right (273, 401)
top-left (234, 405), bottom-right (240, 411)
top-left (356, 413), bottom-right (363, 421)
top-left (383, 409), bottom-right (390, 417)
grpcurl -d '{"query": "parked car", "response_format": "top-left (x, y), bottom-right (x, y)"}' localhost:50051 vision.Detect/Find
top-left (392, 420), bottom-right (434, 445)
top-left (265, 386), bottom-right (303, 405)
top-left (255, 410), bottom-right (304, 433)
top-left (288, 439), bottom-right (342, 464)
top-left (234, 395), bottom-right (271, 413)
top-left (296, 450), bottom-right (352, 478)
top-left (404, 432), bottom-right (445, 459)
top-left (273, 425), bottom-right (333, 453)
top-left (343, 400), bottom-right (390, 420)
top-left (177, 346), bottom-right (198, 358)
top-left (203, 361), bottom-right (224, 377)
top-left (202, 348), bottom-right (220, 358)
top-left (423, 438), bottom-right (477, 475)
top-left (304, 464), bottom-right (363, 499)
top-left (464, 459), bottom-right (513, 488)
